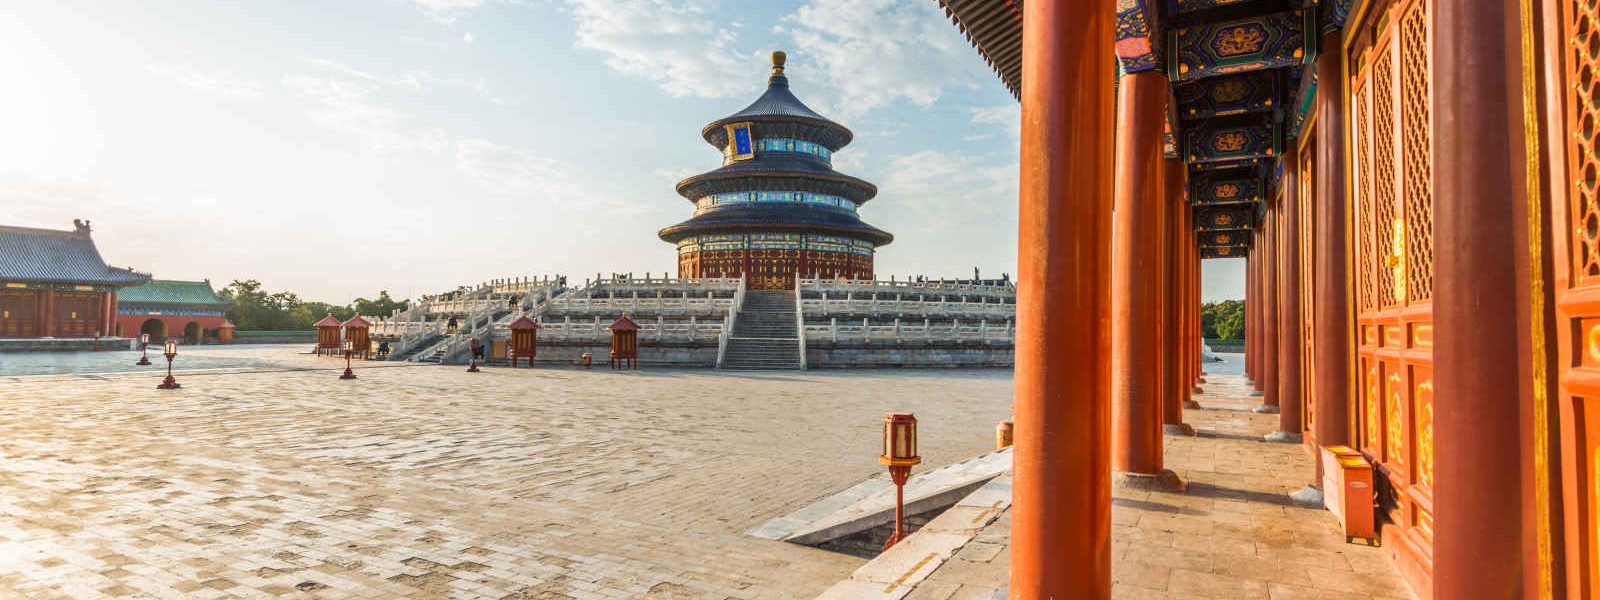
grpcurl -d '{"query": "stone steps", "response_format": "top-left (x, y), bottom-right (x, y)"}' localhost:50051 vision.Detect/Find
top-left (722, 290), bottom-right (802, 370)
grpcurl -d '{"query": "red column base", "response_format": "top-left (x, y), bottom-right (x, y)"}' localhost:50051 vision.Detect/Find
top-left (157, 376), bottom-right (181, 390)
top-left (340, 369), bottom-right (357, 380)
top-left (467, 360), bottom-right (480, 373)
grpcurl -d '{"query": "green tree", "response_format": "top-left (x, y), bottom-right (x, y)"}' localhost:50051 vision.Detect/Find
top-left (1199, 300), bottom-right (1246, 340)
top-left (219, 279), bottom-right (392, 330)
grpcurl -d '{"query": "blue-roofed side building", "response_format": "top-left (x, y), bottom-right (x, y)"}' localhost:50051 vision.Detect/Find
top-left (0, 220), bottom-right (150, 339)
top-left (114, 279), bottom-right (236, 344)
top-left (660, 51), bottom-right (892, 290)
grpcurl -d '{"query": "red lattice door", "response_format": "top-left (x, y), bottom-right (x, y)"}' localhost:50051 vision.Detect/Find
top-left (1348, 0), bottom-right (1435, 593)
top-left (1299, 134), bottom-right (1318, 440)
top-left (1555, 0), bottom-right (1600, 594)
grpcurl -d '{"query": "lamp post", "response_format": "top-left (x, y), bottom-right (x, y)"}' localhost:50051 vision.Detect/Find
top-left (93, 333), bottom-right (101, 352)
top-left (467, 338), bottom-right (481, 372)
top-left (879, 412), bottom-right (921, 550)
top-left (136, 333), bottom-right (151, 365)
top-left (156, 339), bottom-right (181, 389)
top-left (340, 338), bottom-right (357, 380)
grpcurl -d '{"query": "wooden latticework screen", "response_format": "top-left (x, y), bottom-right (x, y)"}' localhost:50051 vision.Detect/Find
top-left (1348, 0), bottom-right (1435, 593)
top-left (1556, 0), bottom-right (1600, 594)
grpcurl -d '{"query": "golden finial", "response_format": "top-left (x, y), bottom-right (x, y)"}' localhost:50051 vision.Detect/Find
top-left (771, 50), bottom-right (786, 76)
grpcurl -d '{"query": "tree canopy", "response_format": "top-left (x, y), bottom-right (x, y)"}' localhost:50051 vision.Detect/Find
top-left (217, 280), bottom-right (409, 331)
top-left (1200, 300), bottom-right (1246, 340)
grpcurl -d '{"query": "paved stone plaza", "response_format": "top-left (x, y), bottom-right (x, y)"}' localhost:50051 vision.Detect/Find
top-left (0, 348), bottom-right (1013, 599)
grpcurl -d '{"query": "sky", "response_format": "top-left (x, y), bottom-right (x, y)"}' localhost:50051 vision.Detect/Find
top-left (0, 0), bottom-right (1245, 304)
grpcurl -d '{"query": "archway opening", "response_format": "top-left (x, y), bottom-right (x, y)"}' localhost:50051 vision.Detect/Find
top-left (183, 322), bottom-right (201, 345)
top-left (139, 318), bottom-right (167, 341)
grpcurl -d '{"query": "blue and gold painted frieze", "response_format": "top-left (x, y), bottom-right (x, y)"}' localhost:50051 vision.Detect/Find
top-left (1200, 244), bottom-right (1250, 259)
top-left (1194, 205), bottom-right (1254, 231)
top-left (1189, 171), bottom-right (1264, 205)
top-left (1287, 65), bottom-right (1318, 140)
top-left (1166, 0), bottom-right (1259, 15)
top-left (1175, 71), bottom-right (1279, 120)
top-left (1171, 11), bottom-right (1306, 81)
top-left (675, 233), bottom-right (876, 256)
top-left (1198, 230), bottom-right (1250, 248)
top-left (1185, 119), bottom-right (1277, 163)
top-left (1115, 0), bottom-right (1161, 73)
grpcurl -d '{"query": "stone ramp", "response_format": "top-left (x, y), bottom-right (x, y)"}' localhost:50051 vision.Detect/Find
top-left (749, 447), bottom-right (1012, 545)
top-left (813, 475), bottom-right (1012, 599)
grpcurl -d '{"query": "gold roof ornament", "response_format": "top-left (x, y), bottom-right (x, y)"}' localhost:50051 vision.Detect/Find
top-left (772, 50), bottom-right (786, 76)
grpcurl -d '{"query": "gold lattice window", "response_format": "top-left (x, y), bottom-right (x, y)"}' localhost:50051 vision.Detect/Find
top-left (1400, 2), bottom-right (1434, 302)
top-left (1568, 0), bottom-right (1600, 281)
top-left (1372, 41), bottom-right (1399, 308)
top-left (1355, 83), bottom-right (1377, 311)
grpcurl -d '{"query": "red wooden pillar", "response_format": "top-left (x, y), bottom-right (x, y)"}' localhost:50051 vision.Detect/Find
top-left (1273, 152), bottom-right (1304, 439)
top-left (40, 288), bottom-right (54, 337)
top-left (1164, 158), bottom-right (1194, 435)
top-left (1432, 0), bottom-right (1526, 595)
top-left (1010, 0), bottom-right (1114, 595)
top-left (1111, 70), bottom-right (1177, 487)
top-left (1256, 200), bottom-right (1280, 412)
top-left (1312, 28), bottom-right (1352, 476)
top-left (1248, 229), bottom-right (1263, 392)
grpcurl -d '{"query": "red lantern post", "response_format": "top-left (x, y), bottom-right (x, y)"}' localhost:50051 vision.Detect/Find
top-left (156, 339), bottom-right (181, 389)
top-left (509, 315), bottom-right (540, 368)
top-left (340, 338), bottom-right (357, 380)
top-left (607, 316), bottom-right (639, 370)
top-left (136, 333), bottom-right (152, 365)
top-left (879, 412), bottom-right (920, 550)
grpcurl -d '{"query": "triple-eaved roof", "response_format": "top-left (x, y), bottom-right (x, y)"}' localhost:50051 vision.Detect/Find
top-left (0, 223), bottom-right (150, 286)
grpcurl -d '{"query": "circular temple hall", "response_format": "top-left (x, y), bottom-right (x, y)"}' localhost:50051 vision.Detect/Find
top-left (659, 51), bottom-right (892, 290)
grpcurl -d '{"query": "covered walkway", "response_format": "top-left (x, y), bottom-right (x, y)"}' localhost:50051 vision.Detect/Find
top-left (893, 357), bottom-right (1411, 600)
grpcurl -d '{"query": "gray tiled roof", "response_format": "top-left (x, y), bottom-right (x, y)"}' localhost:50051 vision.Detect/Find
top-left (658, 203), bottom-right (894, 246)
top-left (0, 224), bottom-right (151, 286)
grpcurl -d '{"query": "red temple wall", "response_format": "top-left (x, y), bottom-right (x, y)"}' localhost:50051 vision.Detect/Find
top-left (113, 313), bottom-right (231, 343)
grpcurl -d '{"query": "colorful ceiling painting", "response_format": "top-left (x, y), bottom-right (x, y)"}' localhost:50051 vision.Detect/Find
top-left (1174, 71), bottom-right (1279, 120)
top-left (1115, 0), bottom-right (1162, 72)
top-left (1190, 170), bottom-right (1264, 205)
top-left (1185, 119), bottom-right (1277, 163)
top-left (1195, 205), bottom-right (1254, 231)
top-left (1171, 11), bottom-right (1307, 81)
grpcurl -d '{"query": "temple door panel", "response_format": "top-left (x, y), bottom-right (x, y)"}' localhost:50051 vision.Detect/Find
top-left (1555, 0), bottom-right (1600, 594)
top-left (1300, 132), bottom-right (1318, 439)
top-left (0, 290), bottom-right (40, 338)
top-left (1349, 0), bottom-right (1435, 592)
top-left (53, 292), bottom-right (103, 338)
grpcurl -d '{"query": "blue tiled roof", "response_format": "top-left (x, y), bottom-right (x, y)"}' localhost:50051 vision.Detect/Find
top-left (0, 224), bottom-right (150, 286)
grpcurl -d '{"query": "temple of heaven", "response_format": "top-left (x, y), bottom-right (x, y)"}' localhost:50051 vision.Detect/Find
top-left (659, 51), bottom-right (892, 290)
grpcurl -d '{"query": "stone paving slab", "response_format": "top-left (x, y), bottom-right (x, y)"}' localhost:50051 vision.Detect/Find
top-left (0, 348), bottom-right (1014, 599)
top-left (891, 355), bottom-right (1417, 600)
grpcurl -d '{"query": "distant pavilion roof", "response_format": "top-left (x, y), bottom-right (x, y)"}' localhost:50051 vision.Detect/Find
top-left (936, 0), bottom-right (1023, 99)
top-left (119, 280), bottom-right (233, 307)
top-left (342, 315), bottom-right (372, 328)
top-left (0, 223), bottom-right (151, 286)
top-left (658, 204), bottom-right (894, 246)
top-left (314, 315), bottom-right (343, 327)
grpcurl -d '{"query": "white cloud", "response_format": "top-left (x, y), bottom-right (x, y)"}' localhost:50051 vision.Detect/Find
top-left (463, 32), bottom-right (476, 44)
top-left (780, 0), bottom-right (982, 120)
top-left (969, 104), bottom-right (1019, 135)
top-left (881, 150), bottom-right (1015, 227)
top-left (560, 0), bottom-right (762, 99)
top-left (282, 61), bottom-right (608, 210)
top-left (413, 0), bottom-right (488, 23)
top-left (146, 64), bottom-right (263, 98)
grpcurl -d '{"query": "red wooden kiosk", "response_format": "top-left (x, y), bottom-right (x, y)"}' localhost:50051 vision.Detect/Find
top-left (314, 314), bottom-right (343, 356)
top-left (216, 320), bottom-right (235, 344)
top-left (607, 315), bottom-right (639, 370)
top-left (508, 314), bottom-right (540, 368)
top-left (342, 314), bottom-right (372, 360)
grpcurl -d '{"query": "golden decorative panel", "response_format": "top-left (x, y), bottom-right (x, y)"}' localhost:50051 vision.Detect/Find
top-left (1413, 370), bottom-right (1434, 488)
top-left (1411, 323), bottom-right (1433, 349)
top-left (1400, 2), bottom-right (1434, 302)
top-left (1386, 367), bottom-right (1406, 469)
top-left (1365, 362), bottom-right (1384, 455)
top-left (1585, 318), bottom-right (1600, 366)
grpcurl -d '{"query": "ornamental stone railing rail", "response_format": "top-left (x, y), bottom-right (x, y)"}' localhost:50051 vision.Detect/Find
top-left (803, 317), bottom-right (1015, 344)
